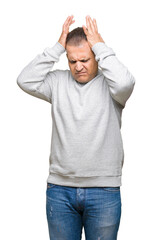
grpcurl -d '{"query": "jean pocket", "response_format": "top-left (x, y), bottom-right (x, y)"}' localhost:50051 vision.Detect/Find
top-left (47, 183), bottom-right (56, 189)
top-left (102, 187), bottom-right (120, 192)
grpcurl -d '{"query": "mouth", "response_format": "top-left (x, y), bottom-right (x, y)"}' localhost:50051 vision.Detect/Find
top-left (75, 72), bottom-right (87, 76)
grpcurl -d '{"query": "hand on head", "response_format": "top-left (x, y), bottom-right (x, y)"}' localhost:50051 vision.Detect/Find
top-left (58, 15), bottom-right (104, 49)
top-left (82, 16), bottom-right (105, 48)
top-left (58, 15), bottom-right (75, 49)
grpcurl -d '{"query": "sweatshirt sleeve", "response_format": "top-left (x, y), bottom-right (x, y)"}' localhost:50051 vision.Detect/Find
top-left (92, 42), bottom-right (136, 108)
top-left (16, 42), bottom-right (65, 104)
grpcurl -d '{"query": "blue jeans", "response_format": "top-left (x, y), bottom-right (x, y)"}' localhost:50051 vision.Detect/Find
top-left (46, 183), bottom-right (121, 240)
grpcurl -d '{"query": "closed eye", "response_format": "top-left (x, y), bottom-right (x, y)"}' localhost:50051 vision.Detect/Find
top-left (69, 59), bottom-right (90, 64)
top-left (69, 60), bottom-right (77, 64)
top-left (81, 59), bottom-right (89, 63)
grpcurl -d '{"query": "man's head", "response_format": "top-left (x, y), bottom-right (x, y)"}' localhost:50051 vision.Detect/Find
top-left (65, 27), bottom-right (98, 84)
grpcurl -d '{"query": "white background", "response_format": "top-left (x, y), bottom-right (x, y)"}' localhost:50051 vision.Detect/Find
top-left (0, 0), bottom-right (151, 239)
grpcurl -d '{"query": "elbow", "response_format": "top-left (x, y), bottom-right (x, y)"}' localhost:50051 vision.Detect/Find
top-left (118, 72), bottom-right (136, 96)
top-left (111, 74), bottom-right (136, 107)
top-left (124, 72), bottom-right (136, 93)
top-left (16, 76), bottom-right (25, 91)
top-left (16, 74), bottom-right (22, 89)
top-left (16, 76), bottom-right (21, 87)
top-left (16, 72), bottom-right (26, 89)
top-left (129, 73), bottom-right (136, 89)
top-left (16, 75), bottom-right (27, 93)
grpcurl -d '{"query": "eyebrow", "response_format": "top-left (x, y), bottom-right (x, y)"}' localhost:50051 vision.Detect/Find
top-left (69, 58), bottom-right (90, 63)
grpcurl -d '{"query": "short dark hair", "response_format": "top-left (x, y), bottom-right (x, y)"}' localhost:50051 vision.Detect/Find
top-left (66, 27), bottom-right (87, 46)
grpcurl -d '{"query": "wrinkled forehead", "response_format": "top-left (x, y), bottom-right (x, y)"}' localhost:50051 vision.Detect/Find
top-left (67, 48), bottom-right (90, 60)
top-left (66, 41), bottom-right (93, 60)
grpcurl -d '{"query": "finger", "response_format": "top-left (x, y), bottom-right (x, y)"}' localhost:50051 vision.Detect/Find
top-left (66, 15), bottom-right (73, 29)
top-left (69, 20), bottom-right (75, 27)
top-left (82, 25), bottom-right (88, 35)
top-left (63, 16), bottom-right (71, 30)
top-left (63, 15), bottom-right (75, 33)
top-left (67, 16), bottom-right (72, 25)
top-left (88, 16), bottom-right (95, 32)
top-left (69, 15), bottom-right (75, 26)
top-left (93, 18), bottom-right (98, 32)
top-left (70, 20), bottom-right (75, 25)
top-left (87, 16), bottom-right (95, 33)
top-left (86, 15), bottom-right (91, 32)
top-left (64, 16), bottom-right (72, 30)
top-left (64, 16), bottom-right (71, 25)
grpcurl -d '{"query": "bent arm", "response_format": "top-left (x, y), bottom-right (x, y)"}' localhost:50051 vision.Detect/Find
top-left (16, 42), bottom-right (65, 103)
top-left (92, 42), bottom-right (136, 108)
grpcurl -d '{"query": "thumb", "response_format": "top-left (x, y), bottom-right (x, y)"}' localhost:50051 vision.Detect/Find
top-left (82, 25), bottom-right (88, 35)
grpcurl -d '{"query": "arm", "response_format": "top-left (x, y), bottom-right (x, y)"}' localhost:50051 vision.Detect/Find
top-left (83, 16), bottom-right (136, 108)
top-left (17, 15), bottom-right (75, 103)
top-left (17, 43), bottom-right (65, 103)
top-left (92, 42), bottom-right (135, 108)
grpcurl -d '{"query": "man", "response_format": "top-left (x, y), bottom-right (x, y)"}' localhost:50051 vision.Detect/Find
top-left (17, 15), bottom-right (135, 240)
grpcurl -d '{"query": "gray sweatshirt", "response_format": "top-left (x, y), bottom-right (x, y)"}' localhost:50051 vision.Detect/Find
top-left (17, 41), bottom-right (135, 187)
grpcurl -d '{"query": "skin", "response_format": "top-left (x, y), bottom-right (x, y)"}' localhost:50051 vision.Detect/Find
top-left (58, 15), bottom-right (105, 83)
top-left (66, 40), bottom-right (98, 83)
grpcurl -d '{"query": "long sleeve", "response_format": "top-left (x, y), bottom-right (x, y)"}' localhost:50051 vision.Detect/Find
top-left (92, 42), bottom-right (136, 107)
top-left (16, 42), bottom-right (65, 103)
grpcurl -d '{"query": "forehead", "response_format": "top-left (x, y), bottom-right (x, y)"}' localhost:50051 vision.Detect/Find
top-left (66, 41), bottom-right (93, 60)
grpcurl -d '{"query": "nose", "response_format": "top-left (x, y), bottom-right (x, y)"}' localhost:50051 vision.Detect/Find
top-left (75, 61), bottom-right (83, 72)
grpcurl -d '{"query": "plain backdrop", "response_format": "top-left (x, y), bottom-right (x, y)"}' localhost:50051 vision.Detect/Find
top-left (0, 0), bottom-right (151, 239)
